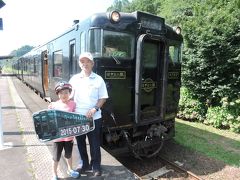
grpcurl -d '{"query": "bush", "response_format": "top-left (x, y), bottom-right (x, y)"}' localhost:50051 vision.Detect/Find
top-left (177, 87), bottom-right (206, 121)
top-left (205, 97), bottom-right (240, 133)
top-left (205, 106), bottom-right (228, 128)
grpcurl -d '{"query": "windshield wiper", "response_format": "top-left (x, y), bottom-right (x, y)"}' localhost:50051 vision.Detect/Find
top-left (111, 56), bottom-right (121, 65)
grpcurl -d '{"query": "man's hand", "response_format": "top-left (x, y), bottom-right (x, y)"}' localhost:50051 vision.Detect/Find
top-left (86, 108), bottom-right (97, 118)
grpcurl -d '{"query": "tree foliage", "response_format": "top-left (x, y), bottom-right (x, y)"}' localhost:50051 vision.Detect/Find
top-left (107, 0), bottom-right (160, 14)
top-left (182, 0), bottom-right (240, 105)
top-left (1, 45), bottom-right (34, 73)
top-left (9, 45), bottom-right (34, 57)
top-left (126, 0), bottom-right (160, 14)
top-left (107, 0), bottom-right (131, 12)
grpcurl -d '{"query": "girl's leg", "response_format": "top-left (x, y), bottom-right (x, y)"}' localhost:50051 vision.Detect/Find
top-left (66, 156), bottom-right (73, 171)
top-left (52, 161), bottom-right (58, 176)
top-left (64, 141), bottom-right (79, 178)
top-left (64, 141), bottom-right (74, 170)
top-left (52, 142), bottom-right (64, 178)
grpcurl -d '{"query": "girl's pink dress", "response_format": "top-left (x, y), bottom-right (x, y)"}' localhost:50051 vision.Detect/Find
top-left (48, 100), bottom-right (76, 142)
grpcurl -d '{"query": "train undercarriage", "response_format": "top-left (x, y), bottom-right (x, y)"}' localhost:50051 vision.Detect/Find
top-left (102, 120), bottom-right (175, 159)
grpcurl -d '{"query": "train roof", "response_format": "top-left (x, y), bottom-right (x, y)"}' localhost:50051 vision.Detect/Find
top-left (79, 11), bottom-right (182, 41)
top-left (21, 11), bottom-right (183, 58)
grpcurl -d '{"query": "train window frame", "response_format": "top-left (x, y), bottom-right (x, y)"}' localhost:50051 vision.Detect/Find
top-left (53, 50), bottom-right (63, 78)
top-left (88, 28), bottom-right (135, 59)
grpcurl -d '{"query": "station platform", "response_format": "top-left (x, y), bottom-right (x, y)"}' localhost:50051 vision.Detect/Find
top-left (0, 76), bottom-right (138, 180)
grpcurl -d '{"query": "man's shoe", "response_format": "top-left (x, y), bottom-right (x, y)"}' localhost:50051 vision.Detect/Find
top-left (93, 171), bottom-right (101, 177)
top-left (76, 166), bottom-right (91, 173)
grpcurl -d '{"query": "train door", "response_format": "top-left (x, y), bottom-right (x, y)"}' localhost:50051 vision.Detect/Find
top-left (69, 40), bottom-right (76, 78)
top-left (42, 51), bottom-right (49, 97)
top-left (135, 34), bottom-right (166, 124)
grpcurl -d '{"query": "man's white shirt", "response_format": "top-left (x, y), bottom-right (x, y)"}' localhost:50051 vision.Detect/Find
top-left (69, 72), bottom-right (108, 120)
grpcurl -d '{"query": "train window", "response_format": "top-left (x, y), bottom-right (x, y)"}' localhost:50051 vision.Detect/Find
top-left (89, 29), bottom-right (101, 55)
top-left (30, 59), bottom-right (33, 73)
top-left (143, 42), bottom-right (158, 68)
top-left (102, 30), bottom-right (134, 59)
top-left (88, 29), bottom-right (134, 59)
top-left (53, 50), bottom-right (63, 77)
top-left (80, 31), bottom-right (86, 54)
top-left (24, 60), bottom-right (27, 72)
top-left (33, 58), bottom-right (37, 73)
top-left (169, 45), bottom-right (181, 63)
top-left (69, 41), bottom-right (77, 75)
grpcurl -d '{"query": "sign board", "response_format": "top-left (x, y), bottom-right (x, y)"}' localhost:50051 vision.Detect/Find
top-left (0, 1), bottom-right (6, 9)
top-left (32, 109), bottom-right (95, 142)
top-left (0, 18), bottom-right (3, 30)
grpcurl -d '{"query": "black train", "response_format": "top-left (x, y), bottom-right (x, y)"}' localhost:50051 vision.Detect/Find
top-left (13, 11), bottom-right (183, 158)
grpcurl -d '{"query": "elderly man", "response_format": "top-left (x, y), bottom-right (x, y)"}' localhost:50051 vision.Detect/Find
top-left (69, 52), bottom-right (108, 176)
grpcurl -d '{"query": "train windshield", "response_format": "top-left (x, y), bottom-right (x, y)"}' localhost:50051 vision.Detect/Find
top-left (89, 29), bottom-right (134, 59)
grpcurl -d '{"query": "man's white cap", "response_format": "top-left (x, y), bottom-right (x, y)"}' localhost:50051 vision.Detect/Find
top-left (79, 52), bottom-right (93, 62)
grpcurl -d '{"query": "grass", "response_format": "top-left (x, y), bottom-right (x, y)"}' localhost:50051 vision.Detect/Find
top-left (174, 118), bottom-right (240, 167)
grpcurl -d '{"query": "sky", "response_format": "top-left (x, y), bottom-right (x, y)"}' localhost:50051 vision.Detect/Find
top-left (0, 0), bottom-right (114, 55)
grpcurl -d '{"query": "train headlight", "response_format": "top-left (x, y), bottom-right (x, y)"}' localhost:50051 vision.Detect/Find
top-left (109, 11), bottom-right (120, 23)
top-left (173, 26), bottom-right (181, 34)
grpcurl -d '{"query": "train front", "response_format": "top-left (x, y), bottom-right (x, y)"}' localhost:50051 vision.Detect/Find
top-left (84, 11), bottom-right (183, 158)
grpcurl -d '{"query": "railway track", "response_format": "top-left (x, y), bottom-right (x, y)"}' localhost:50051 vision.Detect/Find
top-left (117, 154), bottom-right (203, 180)
top-left (155, 156), bottom-right (202, 180)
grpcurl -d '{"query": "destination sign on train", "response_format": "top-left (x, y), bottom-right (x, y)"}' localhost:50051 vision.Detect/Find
top-left (140, 17), bottom-right (163, 31)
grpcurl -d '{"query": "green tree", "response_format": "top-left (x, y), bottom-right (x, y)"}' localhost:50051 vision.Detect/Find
top-left (126, 0), bottom-right (160, 14)
top-left (107, 0), bottom-right (161, 14)
top-left (158, 0), bottom-right (195, 24)
top-left (182, 0), bottom-right (240, 105)
top-left (9, 45), bottom-right (34, 57)
top-left (107, 0), bottom-right (130, 12)
top-left (178, 0), bottom-right (240, 131)
top-left (1, 45), bottom-right (34, 73)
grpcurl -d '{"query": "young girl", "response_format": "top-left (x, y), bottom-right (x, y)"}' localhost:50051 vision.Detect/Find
top-left (48, 81), bottom-right (79, 180)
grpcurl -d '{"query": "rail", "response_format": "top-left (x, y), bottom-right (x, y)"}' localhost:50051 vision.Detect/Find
top-left (137, 156), bottom-right (203, 180)
top-left (158, 156), bottom-right (203, 180)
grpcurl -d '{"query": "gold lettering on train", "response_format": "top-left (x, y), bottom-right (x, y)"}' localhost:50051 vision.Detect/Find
top-left (168, 71), bottom-right (180, 79)
top-left (142, 78), bottom-right (156, 92)
top-left (105, 71), bottom-right (126, 79)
